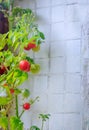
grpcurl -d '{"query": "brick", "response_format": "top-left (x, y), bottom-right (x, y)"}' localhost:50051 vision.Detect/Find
top-left (48, 94), bottom-right (64, 112)
top-left (49, 114), bottom-right (64, 130)
top-left (64, 94), bottom-right (83, 112)
top-left (66, 40), bottom-right (81, 57)
top-left (50, 41), bottom-right (66, 57)
top-left (52, 6), bottom-right (65, 22)
top-left (78, 0), bottom-right (88, 3)
top-left (21, 112), bottom-right (32, 129)
top-left (51, 22), bottom-right (65, 41)
top-left (50, 57), bottom-right (65, 74)
top-left (21, 76), bottom-right (34, 92)
top-left (35, 59), bottom-right (49, 74)
top-left (32, 94), bottom-right (48, 112)
top-left (65, 74), bottom-right (81, 93)
top-left (65, 5), bottom-right (79, 22)
top-left (66, 56), bottom-right (80, 73)
top-left (52, 0), bottom-right (66, 5)
top-left (37, 24), bottom-right (50, 41)
top-left (36, 0), bottom-right (50, 8)
top-left (66, 0), bottom-right (78, 4)
top-left (26, 51), bottom-right (34, 59)
top-left (15, 0), bottom-right (35, 9)
top-left (34, 42), bottom-right (49, 59)
top-left (51, 22), bottom-right (81, 41)
top-left (77, 5), bottom-right (88, 23)
top-left (64, 22), bottom-right (81, 39)
top-left (52, 5), bottom-right (88, 23)
top-left (64, 114), bottom-right (82, 130)
top-left (33, 76), bottom-right (48, 93)
top-left (49, 75), bottom-right (65, 93)
top-left (36, 8), bottom-right (50, 24)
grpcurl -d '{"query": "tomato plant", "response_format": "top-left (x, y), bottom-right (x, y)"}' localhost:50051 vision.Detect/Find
top-left (0, 0), bottom-right (50, 130)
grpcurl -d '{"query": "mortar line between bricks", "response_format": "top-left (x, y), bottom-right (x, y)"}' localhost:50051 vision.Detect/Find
top-left (36, 3), bottom-right (89, 9)
top-left (29, 72), bottom-right (82, 77)
top-left (47, 0), bottom-right (52, 130)
top-left (35, 3), bottom-right (89, 9)
top-left (81, 21), bottom-right (85, 129)
top-left (51, 112), bottom-right (82, 114)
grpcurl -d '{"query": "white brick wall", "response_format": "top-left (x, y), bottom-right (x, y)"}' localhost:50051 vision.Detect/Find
top-left (15, 0), bottom-right (89, 129)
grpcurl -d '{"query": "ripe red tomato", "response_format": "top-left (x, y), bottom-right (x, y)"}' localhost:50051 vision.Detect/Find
top-left (23, 103), bottom-right (31, 110)
top-left (0, 65), bottom-right (7, 75)
top-left (19, 60), bottom-right (31, 72)
top-left (10, 88), bottom-right (15, 94)
top-left (24, 42), bottom-right (36, 51)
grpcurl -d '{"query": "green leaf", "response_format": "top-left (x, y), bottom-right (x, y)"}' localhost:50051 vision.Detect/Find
top-left (18, 72), bottom-right (28, 85)
top-left (10, 116), bottom-right (23, 130)
top-left (15, 88), bottom-right (21, 95)
top-left (0, 86), bottom-right (12, 105)
top-left (26, 57), bottom-right (34, 64)
top-left (30, 126), bottom-right (40, 130)
top-left (0, 116), bottom-right (8, 129)
top-left (39, 32), bottom-right (45, 40)
top-left (39, 114), bottom-right (51, 122)
top-left (0, 97), bottom-right (11, 105)
top-left (13, 69), bottom-right (23, 77)
top-left (14, 71), bottom-right (28, 86)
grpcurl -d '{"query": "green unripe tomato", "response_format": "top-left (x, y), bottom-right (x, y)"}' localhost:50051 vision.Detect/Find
top-left (22, 89), bottom-right (30, 98)
top-left (31, 64), bottom-right (40, 74)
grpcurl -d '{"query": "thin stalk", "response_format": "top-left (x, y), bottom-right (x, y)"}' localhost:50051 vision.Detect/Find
top-left (41, 120), bottom-right (44, 130)
top-left (8, 0), bottom-right (15, 30)
top-left (19, 110), bottom-right (25, 118)
top-left (15, 95), bottom-right (19, 117)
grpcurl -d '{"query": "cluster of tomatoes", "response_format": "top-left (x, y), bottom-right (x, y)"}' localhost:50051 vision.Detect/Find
top-left (24, 40), bottom-right (40, 52)
top-left (0, 40), bottom-right (40, 75)
top-left (0, 41), bottom-right (40, 110)
top-left (4, 83), bottom-right (31, 110)
top-left (19, 40), bottom-right (40, 72)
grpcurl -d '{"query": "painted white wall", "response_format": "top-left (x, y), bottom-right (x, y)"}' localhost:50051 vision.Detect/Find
top-left (15, 0), bottom-right (89, 130)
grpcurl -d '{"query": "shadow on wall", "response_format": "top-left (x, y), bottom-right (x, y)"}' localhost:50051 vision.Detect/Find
top-left (82, 13), bottom-right (89, 130)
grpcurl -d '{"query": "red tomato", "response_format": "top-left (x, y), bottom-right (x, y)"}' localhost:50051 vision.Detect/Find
top-left (24, 43), bottom-right (36, 51)
top-left (0, 65), bottom-right (7, 75)
top-left (23, 103), bottom-right (31, 110)
top-left (10, 88), bottom-right (15, 94)
top-left (19, 60), bottom-right (31, 72)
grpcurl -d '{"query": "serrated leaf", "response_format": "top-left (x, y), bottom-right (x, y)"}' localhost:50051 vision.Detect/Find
top-left (13, 69), bottom-right (23, 77)
top-left (10, 116), bottom-right (23, 130)
top-left (0, 97), bottom-right (11, 105)
top-left (30, 126), bottom-right (40, 130)
top-left (0, 116), bottom-right (8, 129)
top-left (26, 57), bottom-right (34, 64)
top-left (39, 32), bottom-right (45, 40)
top-left (15, 88), bottom-right (21, 95)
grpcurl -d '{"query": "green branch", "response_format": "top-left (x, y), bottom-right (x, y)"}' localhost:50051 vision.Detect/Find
top-left (15, 95), bottom-right (19, 117)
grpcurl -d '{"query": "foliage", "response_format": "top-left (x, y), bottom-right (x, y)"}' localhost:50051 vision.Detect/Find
top-left (0, 0), bottom-right (50, 130)
top-left (30, 126), bottom-right (40, 130)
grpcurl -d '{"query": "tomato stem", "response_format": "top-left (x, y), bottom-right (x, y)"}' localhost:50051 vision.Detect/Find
top-left (41, 120), bottom-right (44, 130)
top-left (19, 110), bottom-right (25, 118)
top-left (15, 95), bottom-right (19, 117)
